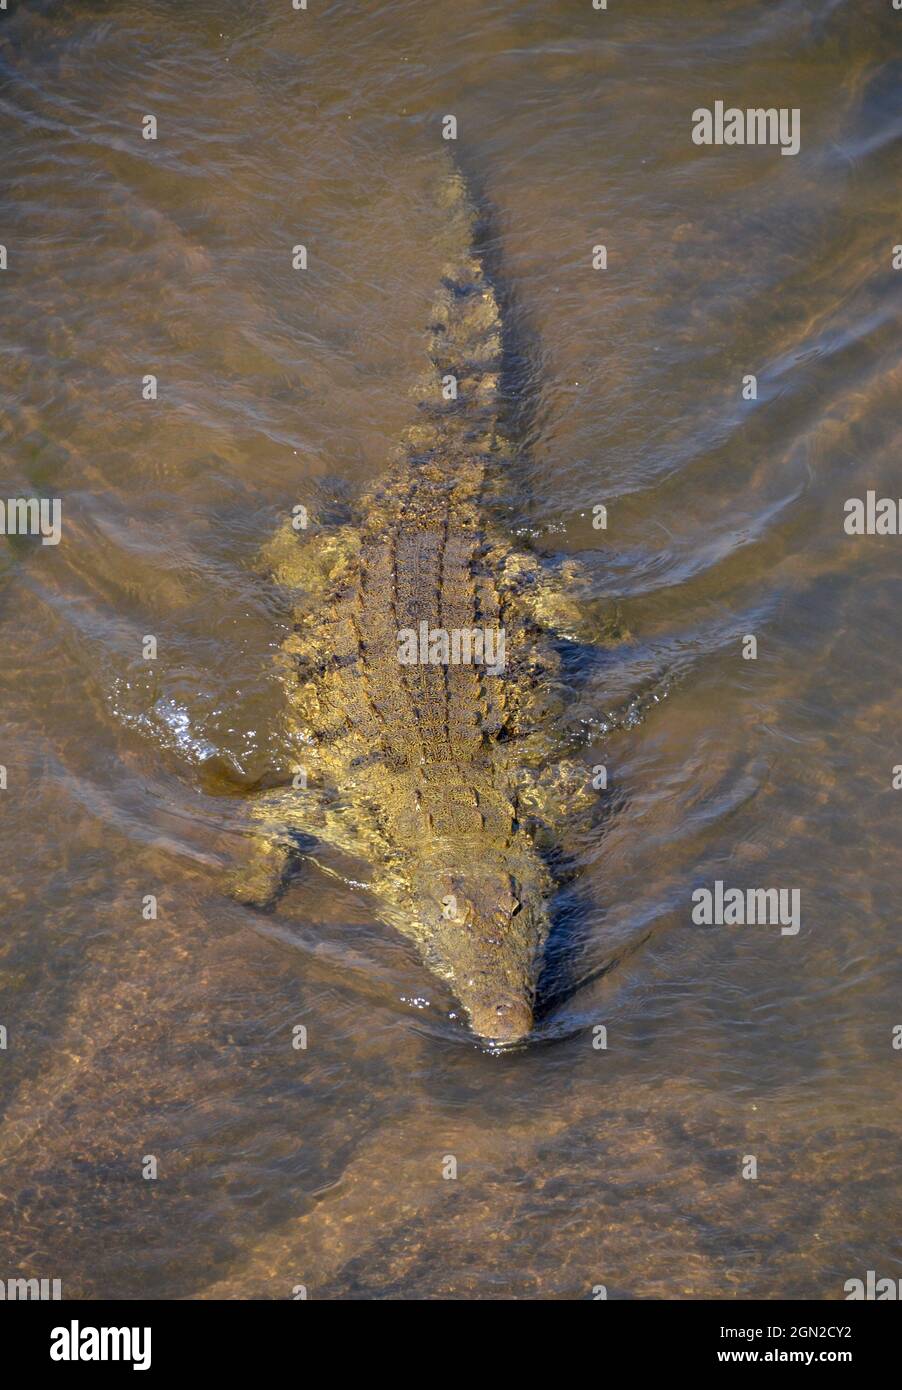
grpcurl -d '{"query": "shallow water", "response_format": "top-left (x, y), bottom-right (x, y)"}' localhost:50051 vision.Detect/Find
top-left (1, 0), bottom-right (900, 1298)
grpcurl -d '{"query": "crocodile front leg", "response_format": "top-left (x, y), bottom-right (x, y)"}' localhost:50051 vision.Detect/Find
top-left (228, 831), bottom-right (295, 908)
top-left (228, 783), bottom-right (374, 909)
top-left (227, 784), bottom-right (327, 907)
top-left (513, 757), bottom-right (599, 847)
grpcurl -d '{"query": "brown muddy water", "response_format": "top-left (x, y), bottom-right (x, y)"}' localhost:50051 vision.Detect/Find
top-left (0, 0), bottom-right (900, 1300)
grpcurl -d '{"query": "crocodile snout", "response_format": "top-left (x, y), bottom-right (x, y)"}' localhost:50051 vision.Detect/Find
top-left (468, 996), bottom-right (533, 1046)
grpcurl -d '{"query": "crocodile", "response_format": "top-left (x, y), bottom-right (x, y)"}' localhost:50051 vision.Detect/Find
top-left (232, 165), bottom-right (619, 1046)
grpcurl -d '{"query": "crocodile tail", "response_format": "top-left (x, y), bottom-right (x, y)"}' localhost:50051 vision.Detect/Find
top-left (426, 163), bottom-right (502, 421)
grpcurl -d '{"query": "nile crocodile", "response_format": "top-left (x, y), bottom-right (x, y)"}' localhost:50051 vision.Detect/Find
top-left (233, 166), bottom-right (621, 1046)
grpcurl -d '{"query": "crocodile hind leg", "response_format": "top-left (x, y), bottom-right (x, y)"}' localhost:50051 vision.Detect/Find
top-left (254, 516), bottom-right (360, 597)
top-left (487, 539), bottom-right (630, 645)
top-left (532, 557), bottom-right (631, 646)
top-left (251, 518), bottom-right (359, 759)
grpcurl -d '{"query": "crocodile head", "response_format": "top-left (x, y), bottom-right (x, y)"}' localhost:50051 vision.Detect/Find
top-left (417, 866), bottom-right (548, 1046)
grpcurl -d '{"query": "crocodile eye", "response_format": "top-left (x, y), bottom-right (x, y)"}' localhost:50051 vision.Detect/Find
top-left (492, 896), bottom-right (520, 928)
